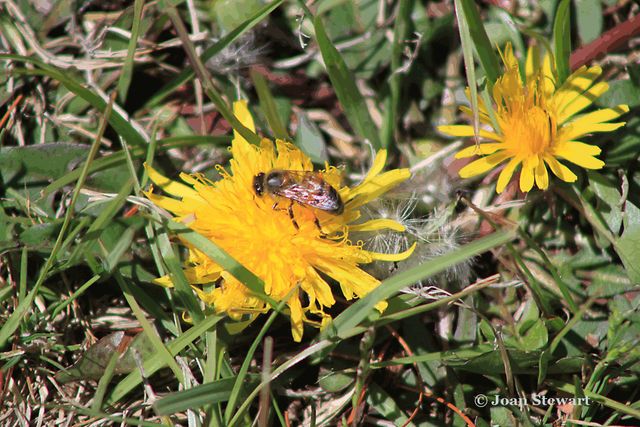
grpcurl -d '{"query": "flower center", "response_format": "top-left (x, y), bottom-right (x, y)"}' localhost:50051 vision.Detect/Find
top-left (501, 91), bottom-right (555, 156)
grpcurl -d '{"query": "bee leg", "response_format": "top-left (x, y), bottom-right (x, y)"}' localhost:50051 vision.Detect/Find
top-left (272, 202), bottom-right (278, 210)
top-left (313, 217), bottom-right (325, 234)
top-left (288, 201), bottom-right (300, 230)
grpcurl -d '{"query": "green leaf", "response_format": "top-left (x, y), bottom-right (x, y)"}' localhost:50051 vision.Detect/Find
top-left (55, 332), bottom-right (156, 383)
top-left (116, 0), bottom-right (145, 104)
top-left (492, 8), bottom-right (525, 56)
top-left (251, 69), bottom-right (290, 142)
top-left (294, 110), bottom-right (327, 164)
top-left (104, 225), bottom-right (137, 273)
top-left (587, 171), bottom-right (623, 247)
top-left (596, 79), bottom-right (640, 108)
top-left (106, 314), bottom-right (223, 404)
top-left (518, 319), bottom-right (548, 350)
top-left (366, 383), bottom-right (417, 427)
top-left (516, 298), bottom-right (540, 335)
top-left (313, 15), bottom-right (382, 150)
top-left (380, 0), bottom-right (412, 149)
top-left (155, 375), bottom-right (259, 415)
top-left (575, 0), bottom-right (602, 45)
top-left (615, 199), bottom-right (640, 283)
top-left (17, 221), bottom-right (64, 250)
top-left (456, 0), bottom-right (502, 86)
top-left (444, 350), bottom-right (541, 374)
top-left (211, 0), bottom-right (264, 34)
top-left (0, 143), bottom-right (92, 184)
top-left (318, 363), bottom-right (354, 392)
top-left (552, 0), bottom-right (572, 85)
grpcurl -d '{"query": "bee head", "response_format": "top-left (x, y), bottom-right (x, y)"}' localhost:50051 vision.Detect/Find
top-left (253, 173), bottom-right (265, 197)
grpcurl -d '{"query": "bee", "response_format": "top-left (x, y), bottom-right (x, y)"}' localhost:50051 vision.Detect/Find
top-left (253, 170), bottom-right (344, 231)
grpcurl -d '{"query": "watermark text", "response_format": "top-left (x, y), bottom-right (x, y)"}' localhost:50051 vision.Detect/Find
top-left (474, 394), bottom-right (591, 408)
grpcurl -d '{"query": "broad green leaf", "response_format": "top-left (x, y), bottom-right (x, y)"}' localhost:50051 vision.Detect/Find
top-left (0, 97), bottom-right (109, 349)
top-left (211, 0), bottom-right (264, 34)
top-left (587, 171), bottom-right (623, 247)
top-left (596, 79), bottom-right (640, 108)
top-left (516, 298), bottom-right (540, 335)
top-left (575, 0), bottom-right (602, 45)
top-left (615, 199), bottom-right (640, 283)
top-left (294, 110), bottom-right (327, 164)
top-left (17, 221), bottom-right (64, 250)
top-left (518, 319), bottom-right (548, 350)
top-left (0, 143), bottom-right (92, 185)
top-left (55, 332), bottom-right (156, 383)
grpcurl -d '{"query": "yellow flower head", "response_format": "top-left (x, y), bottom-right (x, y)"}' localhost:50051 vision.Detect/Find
top-left (145, 101), bottom-right (415, 341)
top-left (439, 43), bottom-right (629, 194)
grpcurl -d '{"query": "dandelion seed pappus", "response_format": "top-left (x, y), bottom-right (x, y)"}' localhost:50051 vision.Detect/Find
top-left (253, 169), bottom-right (344, 231)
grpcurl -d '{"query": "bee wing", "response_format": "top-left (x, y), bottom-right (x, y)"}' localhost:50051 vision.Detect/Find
top-left (274, 174), bottom-right (343, 213)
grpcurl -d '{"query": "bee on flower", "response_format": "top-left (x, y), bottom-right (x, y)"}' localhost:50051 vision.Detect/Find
top-left (144, 101), bottom-right (415, 341)
top-left (439, 43), bottom-right (629, 194)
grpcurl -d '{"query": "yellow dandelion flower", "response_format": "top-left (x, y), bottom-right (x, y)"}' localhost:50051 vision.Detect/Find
top-left (144, 100), bottom-right (415, 341)
top-left (439, 43), bottom-right (629, 194)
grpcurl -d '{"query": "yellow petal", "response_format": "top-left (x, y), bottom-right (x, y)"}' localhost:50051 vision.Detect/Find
top-left (459, 106), bottom-right (493, 126)
top-left (455, 143), bottom-right (505, 158)
top-left (525, 45), bottom-right (541, 83)
top-left (496, 154), bottom-right (523, 193)
top-left (346, 169), bottom-right (411, 209)
top-left (144, 190), bottom-right (192, 216)
top-left (145, 163), bottom-right (200, 199)
top-left (349, 219), bottom-right (406, 232)
top-left (555, 82), bottom-right (608, 124)
top-left (151, 275), bottom-right (175, 288)
top-left (558, 105), bottom-right (629, 141)
top-left (459, 151), bottom-right (511, 178)
top-left (554, 146), bottom-right (605, 169)
top-left (232, 100), bottom-right (257, 144)
top-left (534, 159), bottom-right (549, 190)
top-left (558, 141), bottom-right (602, 156)
top-left (438, 125), bottom-right (501, 141)
top-left (374, 300), bottom-right (388, 313)
top-left (553, 66), bottom-right (602, 112)
top-left (544, 156), bottom-right (577, 182)
top-left (519, 155), bottom-right (539, 192)
top-left (366, 150), bottom-right (388, 179)
top-left (541, 52), bottom-right (557, 98)
top-left (367, 242), bottom-right (416, 261)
